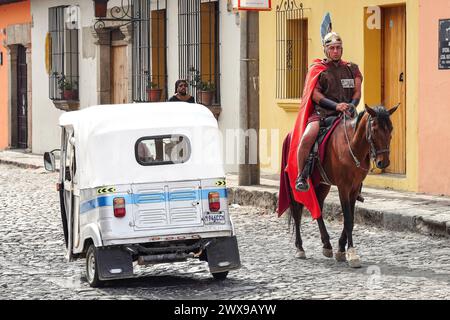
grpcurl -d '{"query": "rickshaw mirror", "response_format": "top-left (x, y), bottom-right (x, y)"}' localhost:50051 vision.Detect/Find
top-left (44, 151), bottom-right (56, 172)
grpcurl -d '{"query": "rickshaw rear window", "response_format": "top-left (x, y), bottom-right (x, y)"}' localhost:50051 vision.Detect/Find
top-left (135, 135), bottom-right (191, 166)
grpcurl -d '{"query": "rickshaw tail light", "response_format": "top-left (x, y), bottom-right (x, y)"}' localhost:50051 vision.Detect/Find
top-left (208, 192), bottom-right (220, 212)
top-left (113, 197), bottom-right (126, 218)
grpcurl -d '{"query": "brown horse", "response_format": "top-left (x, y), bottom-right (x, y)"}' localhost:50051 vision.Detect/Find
top-left (286, 104), bottom-right (399, 268)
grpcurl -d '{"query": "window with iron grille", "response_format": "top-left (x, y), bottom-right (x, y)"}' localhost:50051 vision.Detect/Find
top-left (49, 6), bottom-right (79, 101)
top-left (276, 1), bottom-right (308, 99)
top-left (132, 0), bottom-right (168, 102)
top-left (178, 0), bottom-right (220, 105)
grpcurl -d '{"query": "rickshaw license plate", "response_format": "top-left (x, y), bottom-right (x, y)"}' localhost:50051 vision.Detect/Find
top-left (204, 212), bottom-right (226, 225)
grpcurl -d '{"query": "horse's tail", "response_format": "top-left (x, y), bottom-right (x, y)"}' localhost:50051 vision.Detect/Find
top-left (278, 133), bottom-right (305, 232)
top-left (288, 191), bottom-right (304, 234)
top-left (278, 132), bottom-right (294, 216)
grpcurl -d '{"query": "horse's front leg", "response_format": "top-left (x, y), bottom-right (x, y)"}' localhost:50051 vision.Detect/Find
top-left (335, 229), bottom-right (347, 262)
top-left (338, 188), bottom-right (361, 268)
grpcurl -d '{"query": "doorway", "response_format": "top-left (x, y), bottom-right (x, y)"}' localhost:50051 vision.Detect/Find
top-left (364, 5), bottom-right (406, 175)
top-left (16, 45), bottom-right (28, 149)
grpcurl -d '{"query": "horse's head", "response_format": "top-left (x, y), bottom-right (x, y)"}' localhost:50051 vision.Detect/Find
top-left (364, 103), bottom-right (400, 169)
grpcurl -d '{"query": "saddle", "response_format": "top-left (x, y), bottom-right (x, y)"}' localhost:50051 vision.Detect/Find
top-left (302, 116), bottom-right (340, 187)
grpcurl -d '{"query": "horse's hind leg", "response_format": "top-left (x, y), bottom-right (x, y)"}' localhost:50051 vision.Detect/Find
top-left (315, 184), bottom-right (333, 258)
top-left (291, 201), bottom-right (306, 259)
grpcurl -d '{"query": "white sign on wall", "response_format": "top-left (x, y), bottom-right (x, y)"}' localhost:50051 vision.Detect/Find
top-left (232, 0), bottom-right (272, 11)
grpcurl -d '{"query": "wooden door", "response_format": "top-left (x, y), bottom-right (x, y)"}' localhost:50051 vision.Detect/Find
top-left (111, 44), bottom-right (128, 104)
top-left (17, 45), bottom-right (27, 149)
top-left (382, 6), bottom-right (406, 174)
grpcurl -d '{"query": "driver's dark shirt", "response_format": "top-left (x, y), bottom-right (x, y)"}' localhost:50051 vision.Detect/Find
top-left (168, 95), bottom-right (195, 103)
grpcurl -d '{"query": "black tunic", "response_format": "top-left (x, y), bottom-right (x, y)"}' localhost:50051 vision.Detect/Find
top-left (168, 95), bottom-right (195, 103)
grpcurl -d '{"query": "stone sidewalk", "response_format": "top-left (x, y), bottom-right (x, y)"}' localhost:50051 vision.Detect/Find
top-left (1, 150), bottom-right (449, 238)
top-left (226, 175), bottom-right (450, 238)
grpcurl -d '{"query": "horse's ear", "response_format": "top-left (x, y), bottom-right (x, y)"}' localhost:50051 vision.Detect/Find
top-left (365, 104), bottom-right (376, 117)
top-left (388, 103), bottom-right (400, 116)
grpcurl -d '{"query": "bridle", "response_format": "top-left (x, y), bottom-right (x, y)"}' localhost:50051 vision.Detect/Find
top-left (343, 113), bottom-right (391, 172)
top-left (366, 115), bottom-right (390, 160)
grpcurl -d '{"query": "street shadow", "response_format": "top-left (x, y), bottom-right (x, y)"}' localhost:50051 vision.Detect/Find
top-left (79, 271), bottom-right (266, 291)
top-left (295, 255), bottom-right (450, 284)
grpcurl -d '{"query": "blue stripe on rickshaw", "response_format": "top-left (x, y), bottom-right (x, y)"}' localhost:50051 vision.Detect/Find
top-left (79, 188), bottom-right (227, 214)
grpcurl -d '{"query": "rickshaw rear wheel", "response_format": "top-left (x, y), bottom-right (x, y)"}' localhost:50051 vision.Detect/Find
top-left (212, 271), bottom-right (228, 281)
top-left (86, 244), bottom-right (104, 288)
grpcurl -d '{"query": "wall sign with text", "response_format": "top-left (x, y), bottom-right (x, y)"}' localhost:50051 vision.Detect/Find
top-left (439, 19), bottom-right (450, 70)
top-left (232, 0), bottom-right (272, 11)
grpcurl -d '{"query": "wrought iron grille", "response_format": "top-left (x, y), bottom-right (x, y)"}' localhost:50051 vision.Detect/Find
top-left (276, 0), bottom-right (308, 99)
top-left (178, 0), bottom-right (220, 105)
top-left (49, 6), bottom-right (79, 101)
top-left (132, 0), bottom-right (168, 102)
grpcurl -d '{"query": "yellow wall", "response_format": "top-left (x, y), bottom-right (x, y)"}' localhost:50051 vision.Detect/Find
top-left (259, 0), bottom-right (419, 192)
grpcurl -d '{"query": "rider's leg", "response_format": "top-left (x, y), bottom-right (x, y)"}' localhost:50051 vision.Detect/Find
top-left (295, 120), bottom-right (320, 191)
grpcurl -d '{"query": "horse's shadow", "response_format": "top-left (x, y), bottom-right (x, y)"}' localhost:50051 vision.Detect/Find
top-left (292, 254), bottom-right (450, 284)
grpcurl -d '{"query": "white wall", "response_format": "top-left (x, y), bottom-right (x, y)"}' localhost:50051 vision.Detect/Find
top-left (218, 1), bottom-right (241, 173)
top-left (30, 0), bottom-right (104, 154)
top-left (31, 0), bottom-right (242, 174)
top-left (166, 1), bottom-right (242, 173)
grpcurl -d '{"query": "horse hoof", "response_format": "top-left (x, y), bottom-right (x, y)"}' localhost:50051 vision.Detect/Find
top-left (322, 248), bottom-right (333, 258)
top-left (335, 251), bottom-right (347, 262)
top-left (348, 258), bottom-right (361, 268)
top-left (346, 248), bottom-right (361, 268)
top-left (295, 250), bottom-right (306, 259)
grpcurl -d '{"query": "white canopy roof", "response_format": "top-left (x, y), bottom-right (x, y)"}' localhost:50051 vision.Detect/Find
top-left (59, 103), bottom-right (224, 189)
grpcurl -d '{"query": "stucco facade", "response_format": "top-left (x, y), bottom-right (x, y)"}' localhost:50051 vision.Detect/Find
top-left (29, 0), bottom-right (241, 173)
top-left (259, 0), bottom-right (422, 193)
top-left (418, 0), bottom-right (450, 195)
top-left (0, 0), bottom-right (32, 150)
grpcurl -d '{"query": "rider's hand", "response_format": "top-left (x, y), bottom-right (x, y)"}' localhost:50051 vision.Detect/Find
top-left (336, 103), bottom-right (352, 117)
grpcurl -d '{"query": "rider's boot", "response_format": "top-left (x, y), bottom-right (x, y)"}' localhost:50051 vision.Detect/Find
top-left (295, 122), bottom-right (319, 192)
top-left (295, 174), bottom-right (310, 192)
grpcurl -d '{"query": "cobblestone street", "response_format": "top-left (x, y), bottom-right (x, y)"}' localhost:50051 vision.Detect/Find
top-left (0, 164), bottom-right (449, 300)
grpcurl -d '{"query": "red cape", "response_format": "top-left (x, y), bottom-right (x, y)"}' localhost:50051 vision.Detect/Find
top-left (285, 59), bottom-right (328, 220)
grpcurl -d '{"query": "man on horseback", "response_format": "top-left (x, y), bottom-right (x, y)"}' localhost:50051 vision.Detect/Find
top-left (294, 29), bottom-right (363, 192)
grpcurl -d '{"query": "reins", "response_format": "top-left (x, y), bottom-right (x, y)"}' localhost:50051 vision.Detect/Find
top-left (343, 114), bottom-right (369, 172)
top-left (343, 112), bottom-right (391, 172)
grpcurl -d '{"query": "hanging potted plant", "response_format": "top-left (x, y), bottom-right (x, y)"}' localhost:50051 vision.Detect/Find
top-left (57, 74), bottom-right (79, 101)
top-left (188, 67), bottom-right (216, 106)
top-left (197, 81), bottom-right (216, 106)
top-left (145, 72), bottom-right (162, 102)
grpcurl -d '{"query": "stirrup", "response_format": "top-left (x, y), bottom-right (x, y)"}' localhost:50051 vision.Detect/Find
top-left (295, 176), bottom-right (310, 192)
top-left (356, 194), bottom-right (364, 203)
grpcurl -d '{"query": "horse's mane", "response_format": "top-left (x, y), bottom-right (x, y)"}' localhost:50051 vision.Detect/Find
top-left (355, 106), bottom-right (393, 131)
top-left (355, 110), bottom-right (365, 130)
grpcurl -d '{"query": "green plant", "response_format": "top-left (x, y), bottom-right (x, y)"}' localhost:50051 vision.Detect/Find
top-left (188, 67), bottom-right (216, 92)
top-left (144, 71), bottom-right (159, 90)
top-left (56, 73), bottom-right (78, 91)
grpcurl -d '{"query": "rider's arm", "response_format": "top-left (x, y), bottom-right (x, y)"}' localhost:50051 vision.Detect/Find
top-left (350, 77), bottom-right (362, 107)
top-left (312, 87), bottom-right (338, 111)
top-left (313, 87), bottom-right (349, 113)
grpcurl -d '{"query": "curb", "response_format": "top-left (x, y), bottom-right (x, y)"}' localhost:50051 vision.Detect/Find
top-left (227, 186), bottom-right (450, 239)
top-left (3, 158), bottom-right (448, 239)
top-left (0, 159), bottom-right (42, 170)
